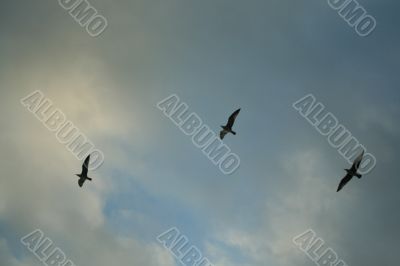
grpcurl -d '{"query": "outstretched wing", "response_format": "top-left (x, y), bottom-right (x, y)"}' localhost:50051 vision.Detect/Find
top-left (337, 174), bottom-right (352, 192)
top-left (350, 150), bottom-right (364, 172)
top-left (226, 109), bottom-right (241, 128)
top-left (220, 130), bottom-right (228, 140)
top-left (81, 155), bottom-right (90, 177)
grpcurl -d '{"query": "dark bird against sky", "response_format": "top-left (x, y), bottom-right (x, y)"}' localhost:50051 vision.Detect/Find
top-left (76, 155), bottom-right (93, 188)
top-left (337, 151), bottom-right (364, 192)
top-left (220, 108), bottom-right (241, 140)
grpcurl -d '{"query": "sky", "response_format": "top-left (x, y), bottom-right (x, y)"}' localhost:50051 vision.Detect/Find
top-left (0, 0), bottom-right (399, 265)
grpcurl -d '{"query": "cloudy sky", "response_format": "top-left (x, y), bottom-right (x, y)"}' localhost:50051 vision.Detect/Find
top-left (0, 0), bottom-right (399, 265)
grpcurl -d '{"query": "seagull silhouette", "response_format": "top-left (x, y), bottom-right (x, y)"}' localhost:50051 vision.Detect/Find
top-left (220, 108), bottom-right (241, 140)
top-left (337, 151), bottom-right (364, 192)
top-left (76, 155), bottom-right (93, 187)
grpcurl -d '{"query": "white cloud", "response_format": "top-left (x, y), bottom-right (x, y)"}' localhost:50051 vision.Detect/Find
top-left (0, 55), bottom-right (175, 266)
top-left (208, 150), bottom-right (344, 266)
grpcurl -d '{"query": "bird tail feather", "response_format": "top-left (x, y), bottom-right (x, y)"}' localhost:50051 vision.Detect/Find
top-left (356, 173), bottom-right (362, 179)
top-left (231, 130), bottom-right (236, 135)
top-left (87, 177), bottom-right (93, 181)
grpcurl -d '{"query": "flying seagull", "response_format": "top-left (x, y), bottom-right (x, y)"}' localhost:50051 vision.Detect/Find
top-left (76, 155), bottom-right (93, 187)
top-left (220, 108), bottom-right (241, 140)
top-left (337, 151), bottom-right (364, 192)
